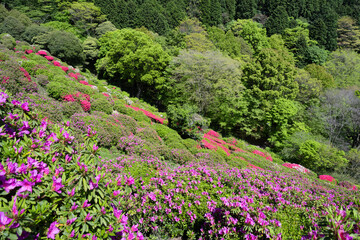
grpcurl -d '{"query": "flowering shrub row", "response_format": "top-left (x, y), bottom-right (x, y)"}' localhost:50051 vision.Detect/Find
top-left (125, 105), bottom-right (166, 124)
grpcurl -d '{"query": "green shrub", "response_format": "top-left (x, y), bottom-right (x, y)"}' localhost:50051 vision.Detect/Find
top-left (136, 127), bottom-right (163, 146)
top-left (0, 16), bottom-right (25, 39)
top-left (0, 33), bottom-right (15, 49)
top-left (195, 149), bottom-right (227, 165)
top-left (62, 101), bottom-right (83, 118)
top-left (46, 81), bottom-right (72, 99)
top-left (113, 99), bottom-right (128, 114)
top-left (181, 138), bottom-right (199, 154)
top-left (126, 108), bottom-right (151, 123)
top-left (299, 140), bottom-right (348, 173)
top-left (91, 98), bottom-right (113, 114)
top-left (74, 82), bottom-right (94, 95)
top-left (0, 58), bottom-right (37, 94)
top-left (166, 148), bottom-right (195, 165)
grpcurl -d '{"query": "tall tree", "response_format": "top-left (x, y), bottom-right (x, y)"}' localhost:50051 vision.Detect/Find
top-left (235, 0), bottom-right (256, 19)
top-left (240, 48), bottom-right (299, 141)
top-left (68, 2), bottom-right (106, 36)
top-left (337, 16), bottom-right (360, 52)
top-left (135, 0), bottom-right (169, 35)
top-left (265, 6), bottom-right (289, 36)
top-left (96, 29), bottom-right (171, 99)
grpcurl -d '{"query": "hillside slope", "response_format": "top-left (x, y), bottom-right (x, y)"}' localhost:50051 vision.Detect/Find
top-left (0, 40), bottom-right (360, 239)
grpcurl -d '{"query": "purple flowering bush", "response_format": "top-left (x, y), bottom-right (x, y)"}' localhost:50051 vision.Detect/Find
top-left (1, 90), bottom-right (360, 240)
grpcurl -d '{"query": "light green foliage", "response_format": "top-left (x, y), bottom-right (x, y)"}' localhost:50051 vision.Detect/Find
top-left (294, 69), bottom-right (323, 104)
top-left (177, 18), bottom-right (215, 52)
top-left (0, 16), bottom-right (25, 39)
top-left (266, 98), bottom-right (300, 147)
top-left (283, 19), bottom-right (317, 50)
top-left (0, 33), bottom-right (15, 49)
top-left (151, 123), bottom-right (187, 150)
top-left (46, 81), bottom-right (72, 100)
top-left (243, 48), bottom-right (298, 100)
top-left (94, 21), bottom-right (117, 38)
top-left (96, 28), bottom-right (170, 98)
top-left (304, 64), bottom-right (335, 89)
top-left (91, 98), bottom-right (113, 115)
top-left (228, 19), bottom-right (270, 54)
top-left (68, 1), bottom-right (106, 36)
top-left (207, 26), bottom-right (252, 59)
top-left (299, 140), bottom-right (348, 173)
top-left (184, 32), bottom-right (215, 52)
top-left (165, 50), bottom-right (247, 133)
top-left (325, 49), bottom-right (360, 87)
top-left (42, 21), bottom-right (83, 40)
top-left (241, 48), bottom-right (298, 140)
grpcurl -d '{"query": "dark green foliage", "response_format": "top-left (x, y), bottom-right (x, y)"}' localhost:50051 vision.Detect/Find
top-left (265, 6), bottom-right (290, 36)
top-left (21, 24), bottom-right (51, 43)
top-left (46, 31), bottom-right (84, 66)
top-left (200, 0), bottom-right (222, 26)
top-left (235, 0), bottom-right (256, 18)
top-left (167, 104), bottom-right (208, 139)
top-left (164, 0), bottom-right (186, 29)
top-left (310, 6), bottom-right (338, 51)
top-left (0, 16), bottom-right (25, 39)
top-left (93, 0), bottom-right (130, 29)
top-left (0, 4), bottom-right (8, 22)
top-left (134, 0), bottom-right (169, 35)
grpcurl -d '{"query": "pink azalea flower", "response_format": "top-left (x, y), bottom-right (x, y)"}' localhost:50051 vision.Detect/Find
top-left (0, 212), bottom-right (12, 230)
top-left (47, 221), bottom-right (60, 239)
top-left (17, 179), bottom-right (35, 193)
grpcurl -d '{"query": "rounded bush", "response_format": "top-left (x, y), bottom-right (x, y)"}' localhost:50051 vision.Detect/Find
top-left (46, 81), bottom-right (72, 100)
top-left (62, 101), bottom-right (84, 118)
top-left (0, 33), bottom-right (16, 49)
top-left (91, 98), bottom-right (113, 114)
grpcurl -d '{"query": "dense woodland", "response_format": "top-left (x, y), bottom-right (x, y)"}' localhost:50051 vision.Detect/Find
top-left (1, 0), bottom-right (360, 239)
